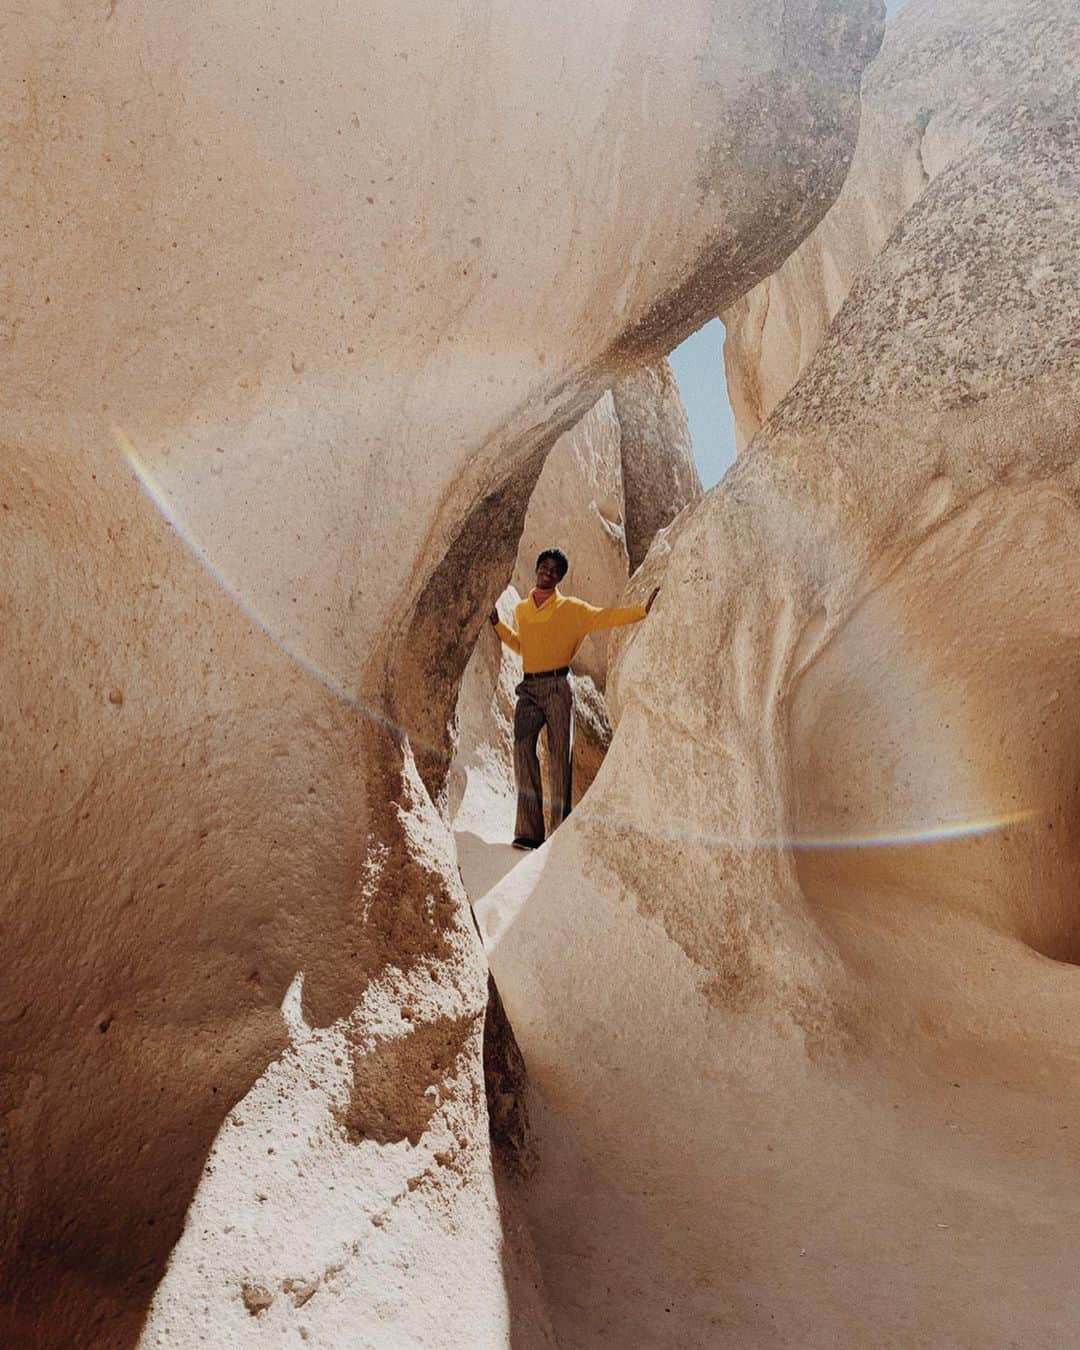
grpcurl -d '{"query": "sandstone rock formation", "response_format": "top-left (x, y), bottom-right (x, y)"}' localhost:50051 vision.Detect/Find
top-left (612, 362), bottom-right (700, 572)
top-left (479, 1), bottom-right (1080, 1344)
top-left (447, 588), bottom-right (522, 903)
top-left (0, 1), bottom-right (881, 1344)
top-left (721, 0), bottom-right (1057, 450)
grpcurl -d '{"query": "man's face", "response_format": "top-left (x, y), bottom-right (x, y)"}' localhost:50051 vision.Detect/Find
top-left (535, 557), bottom-right (562, 591)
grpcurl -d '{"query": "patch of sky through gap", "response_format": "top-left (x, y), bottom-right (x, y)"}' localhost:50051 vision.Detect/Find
top-left (668, 318), bottom-right (736, 491)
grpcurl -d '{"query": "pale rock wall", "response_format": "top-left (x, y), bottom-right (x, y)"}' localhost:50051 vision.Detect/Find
top-left (721, 0), bottom-right (1042, 450)
top-left (448, 590), bottom-right (522, 903)
top-left (0, 1), bottom-right (882, 1344)
top-left (480, 1), bottom-right (1080, 1344)
top-left (612, 361), bottom-right (702, 571)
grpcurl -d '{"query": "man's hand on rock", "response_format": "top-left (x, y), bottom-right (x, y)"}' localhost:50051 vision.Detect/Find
top-left (645, 587), bottom-right (660, 614)
top-left (489, 608), bottom-right (499, 626)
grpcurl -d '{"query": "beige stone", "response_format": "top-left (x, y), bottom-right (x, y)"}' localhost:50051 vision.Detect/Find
top-left (721, 0), bottom-right (1057, 450)
top-left (0, 0), bottom-right (880, 1343)
top-left (612, 361), bottom-right (701, 571)
top-left (480, 0), bottom-right (1080, 1344)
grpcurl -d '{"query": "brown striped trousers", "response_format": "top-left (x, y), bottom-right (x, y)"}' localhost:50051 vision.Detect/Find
top-left (512, 672), bottom-right (574, 843)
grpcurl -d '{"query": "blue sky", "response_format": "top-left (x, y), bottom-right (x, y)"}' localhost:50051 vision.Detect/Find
top-left (671, 0), bottom-right (905, 489)
top-left (668, 318), bottom-right (734, 491)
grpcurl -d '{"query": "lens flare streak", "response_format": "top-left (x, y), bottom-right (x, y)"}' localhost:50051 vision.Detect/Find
top-left (576, 806), bottom-right (1038, 851)
top-left (116, 429), bottom-right (398, 731)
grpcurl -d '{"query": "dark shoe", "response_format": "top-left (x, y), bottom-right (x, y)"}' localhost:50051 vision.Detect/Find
top-left (511, 836), bottom-right (542, 851)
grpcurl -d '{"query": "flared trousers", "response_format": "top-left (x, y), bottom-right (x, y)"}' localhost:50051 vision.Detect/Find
top-left (512, 672), bottom-right (574, 843)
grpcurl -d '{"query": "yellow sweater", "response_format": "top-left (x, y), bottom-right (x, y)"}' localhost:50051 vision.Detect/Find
top-left (494, 589), bottom-right (647, 673)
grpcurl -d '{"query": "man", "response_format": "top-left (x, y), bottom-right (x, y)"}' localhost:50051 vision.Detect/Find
top-left (489, 547), bottom-right (659, 849)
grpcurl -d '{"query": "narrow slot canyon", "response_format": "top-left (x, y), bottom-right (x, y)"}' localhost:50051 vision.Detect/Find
top-left (446, 366), bottom-right (700, 913)
top-left (3, 0), bottom-right (1079, 1347)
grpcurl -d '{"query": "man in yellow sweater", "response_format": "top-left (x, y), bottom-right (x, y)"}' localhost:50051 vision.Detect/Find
top-left (489, 547), bottom-right (658, 849)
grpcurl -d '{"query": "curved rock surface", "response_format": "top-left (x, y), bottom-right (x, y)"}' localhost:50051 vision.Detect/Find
top-left (721, 0), bottom-right (1059, 449)
top-left (612, 361), bottom-right (701, 572)
top-left (0, 1), bottom-right (880, 1345)
top-left (481, 0), bottom-right (1080, 1344)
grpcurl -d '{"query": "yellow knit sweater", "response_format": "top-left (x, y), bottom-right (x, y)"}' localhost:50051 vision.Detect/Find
top-left (494, 589), bottom-right (647, 673)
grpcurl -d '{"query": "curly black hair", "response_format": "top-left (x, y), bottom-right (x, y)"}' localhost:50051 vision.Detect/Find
top-left (536, 548), bottom-right (569, 580)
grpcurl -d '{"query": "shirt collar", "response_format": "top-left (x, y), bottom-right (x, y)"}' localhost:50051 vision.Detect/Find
top-left (531, 586), bottom-right (560, 611)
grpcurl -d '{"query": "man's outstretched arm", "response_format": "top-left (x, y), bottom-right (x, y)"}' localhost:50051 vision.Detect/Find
top-left (577, 587), bottom-right (659, 633)
top-left (489, 607), bottom-right (521, 653)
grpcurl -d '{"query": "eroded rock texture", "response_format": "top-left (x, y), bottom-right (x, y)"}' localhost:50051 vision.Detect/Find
top-left (612, 362), bottom-right (700, 572)
top-left (480, 0), bottom-right (1080, 1345)
top-left (0, 0), bottom-right (880, 1345)
top-left (721, 0), bottom-right (1063, 449)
